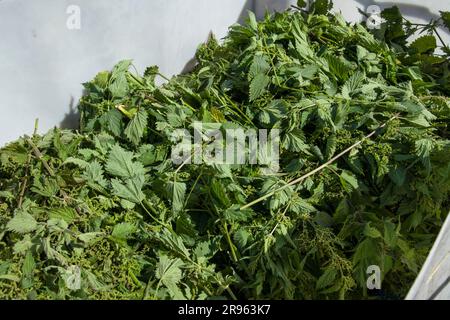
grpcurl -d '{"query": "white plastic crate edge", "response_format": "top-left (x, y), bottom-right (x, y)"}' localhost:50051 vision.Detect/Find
top-left (406, 212), bottom-right (450, 300)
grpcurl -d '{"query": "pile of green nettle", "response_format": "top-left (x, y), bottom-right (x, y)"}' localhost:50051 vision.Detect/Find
top-left (1, 2), bottom-right (449, 300)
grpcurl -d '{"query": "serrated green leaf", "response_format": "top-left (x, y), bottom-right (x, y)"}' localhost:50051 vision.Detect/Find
top-left (156, 255), bottom-right (184, 298)
top-left (125, 108), bottom-right (148, 145)
top-left (48, 207), bottom-right (77, 224)
top-left (233, 228), bottom-right (251, 249)
top-left (415, 138), bottom-right (433, 174)
top-left (111, 176), bottom-right (145, 204)
top-left (31, 177), bottom-right (59, 198)
top-left (78, 232), bottom-right (103, 244)
top-left (112, 222), bottom-right (137, 240)
top-left (249, 54), bottom-right (270, 80)
top-left (409, 35), bottom-right (436, 54)
top-left (166, 181), bottom-right (186, 214)
top-left (224, 205), bottom-right (252, 222)
top-left (22, 252), bottom-right (35, 277)
top-left (384, 221), bottom-right (398, 247)
top-left (247, 11), bottom-right (258, 31)
top-left (109, 73), bottom-right (129, 98)
top-left (106, 144), bottom-right (145, 178)
top-left (290, 197), bottom-right (316, 214)
top-left (317, 267), bottom-right (337, 290)
top-left (6, 211), bottom-right (37, 234)
top-left (342, 71), bottom-right (365, 98)
top-left (82, 160), bottom-right (108, 189)
top-left (101, 108), bottom-right (124, 137)
top-left (13, 235), bottom-right (33, 254)
top-left (339, 171), bottom-right (359, 192)
top-left (63, 157), bottom-right (89, 168)
top-left (364, 223), bottom-right (382, 238)
top-left (111, 60), bottom-right (133, 77)
top-left (282, 130), bottom-right (311, 154)
top-left (441, 11), bottom-right (450, 31)
top-left (249, 73), bottom-right (270, 101)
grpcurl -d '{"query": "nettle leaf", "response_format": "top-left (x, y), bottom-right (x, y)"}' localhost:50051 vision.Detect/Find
top-left (290, 196), bottom-right (316, 214)
top-left (248, 54), bottom-right (270, 80)
top-left (342, 71), bottom-right (365, 98)
top-left (156, 255), bottom-right (184, 298)
top-left (415, 138), bottom-right (433, 173)
top-left (48, 207), bottom-right (77, 224)
top-left (247, 11), bottom-right (258, 31)
top-left (21, 251), bottom-right (35, 289)
top-left (31, 177), bottom-right (59, 198)
top-left (1, 5), bottom-right (450, 301)
top-left (166, 181), bottom-right (186, 214)
top-left (112, 59), bottom-right (133, 77)
top-left (339, 171), bottom-right (359, 193)
top-left (13, 235), bottom-right (33, 254)
top-left (22, 251), bottom-right (35, 277)
top-left (325, 54), bottom-right (350, 81)
top-left (384, 221), bottom-right (398, 247)
top-left (234, 228), bottom-right (251, 248)
top-left (441, 11), bottom-right (450, 31)
top-left (409, 35), bottom-right (436, 54)
top-left (85, 270), bottom-right (109, 291)
top-left (0, 142), bottom-right (29, 165)
top-left (324, 134), bottom-right (337, 160)
top-left (53, 131), bottom-right (83, 161)
top-left (111, 176), bottom-right (145, 204)
top-left (64, 157), bottom-right (89, 169)
top-left (78, 232), bottom-right (103, 244)
top-left (82, 160), bottom-right (108, 189)
top-left (224, 205), bottom-right (252, 222)
top-left (109, 60), bottom-right (132, 99)
top-left (316, 267), bottom-right (337, 290)
top-left (316, 100), bottom-right (335, 129)
top-left (6, 210), bottom-right (38, 234)
top-left (156, 229), bottom-right (191, 259)
top-left (112, 222), bottom-right (137, 240)
top-left (100, 108), bottom-right (124, 137)
top-left (364, 223), bottom-right (382, 239)
top-left (110, 73), bottom-right (129, 98)
top-left (125, 108), bottom-right (148, 145)
top-left (388, 166), bottom-right (407, 186)
top-left (106, 144), bottom-right (145, 178)
top-left (282, 130), bottom-right (311, 154)
top-left (249, 73), bottom-right (270, 101)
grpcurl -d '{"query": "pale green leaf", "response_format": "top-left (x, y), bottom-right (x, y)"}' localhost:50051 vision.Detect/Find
top-left (106, 144), bottom-right (145, 178)
top-left (111, 176), bottom-right (145, 204)
top-left (249, 73), bottom-right (270, 101)
top-left (112, 222), bottom-right (137, 240)
top-left (125, 108), bottom-right (148, 145)
top-left (6, 211), bottom-right (37, 234)
top-left (166, 181), bottom-right (186, 214)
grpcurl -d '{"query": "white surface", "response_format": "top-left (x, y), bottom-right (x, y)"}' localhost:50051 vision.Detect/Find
top-left (0, 0), bottom-right (448, 148)
top-left (0, 0), bottom-right (254, 145)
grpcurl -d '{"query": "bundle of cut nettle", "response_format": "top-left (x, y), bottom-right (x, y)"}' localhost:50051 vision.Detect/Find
top-left (0, 1), bottom-right (449, 299)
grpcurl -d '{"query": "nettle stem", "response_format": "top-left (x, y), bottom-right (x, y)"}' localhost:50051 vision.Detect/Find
top-left (240, 115), bottom-right (399, 210)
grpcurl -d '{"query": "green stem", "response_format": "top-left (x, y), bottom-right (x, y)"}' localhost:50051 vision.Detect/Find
top-left (240, 115), bottom-right (398, 210)
top-left (141, 200), bottom-right (173, 231)
top-left (223, 222), bottom-right (238, 263)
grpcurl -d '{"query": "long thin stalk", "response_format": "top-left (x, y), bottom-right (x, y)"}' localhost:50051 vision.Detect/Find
top-left (18, 120), bottom-right (39, 207)
top-left (240, 115), bottom-right (398, 210)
